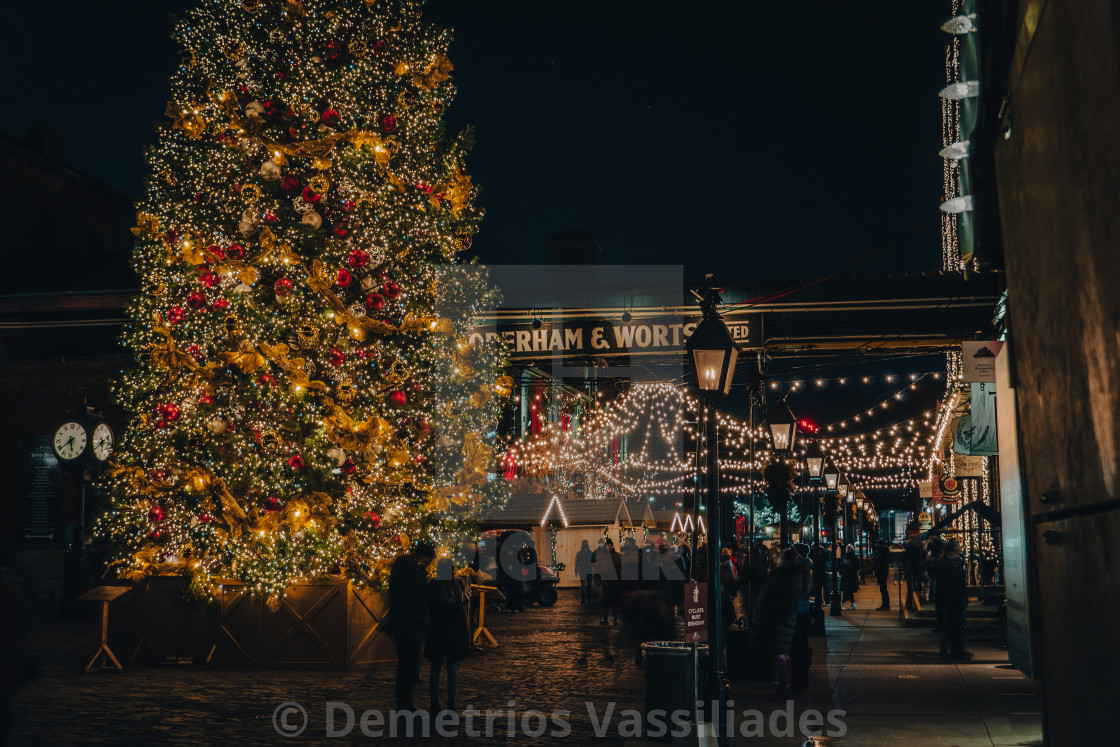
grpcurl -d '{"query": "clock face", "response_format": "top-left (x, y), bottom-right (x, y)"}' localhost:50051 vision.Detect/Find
top-left (54, 421), bottom-right (88, 461)
top-left (92, 422), bottom-right (114, 462)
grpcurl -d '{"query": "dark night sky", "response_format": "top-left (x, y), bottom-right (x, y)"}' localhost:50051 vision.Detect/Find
top-left (0, 0), bottom-right (949, 282)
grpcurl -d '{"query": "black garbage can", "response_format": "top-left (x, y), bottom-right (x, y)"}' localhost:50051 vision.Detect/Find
top-left (640, 641), bottom-right (708, 741)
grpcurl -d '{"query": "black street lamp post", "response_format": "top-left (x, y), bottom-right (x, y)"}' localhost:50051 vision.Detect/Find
top-left (685, 275), bottom-right (738, 744)
top-left (764, 401), bottom-right (798, 547)
top-left (830, 477), bottom-right (850, 616)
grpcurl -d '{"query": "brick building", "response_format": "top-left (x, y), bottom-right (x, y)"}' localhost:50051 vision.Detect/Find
top-left (0, 125), bottom-right (136, 604)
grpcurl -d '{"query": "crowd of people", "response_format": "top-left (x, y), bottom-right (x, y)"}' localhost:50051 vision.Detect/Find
top-left (383, 530), bottom-right (979, 711)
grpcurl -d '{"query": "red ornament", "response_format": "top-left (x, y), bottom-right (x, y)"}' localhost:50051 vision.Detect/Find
top-left (199, 269), bottom-right (219, 287)
top-left (264, 210), bottom-right (279, 224)
top-left (167, 306), bottom-right (187, 324)
top-left (363, 511), bottom-right (381, 528)
top-left (186, 344), bottom-right (202, 360)
top-left (206, 244), bottom-right (225, 262)
top-left (329, 347), bottom-right (345, 366)
top-left (213, 298), bottom-right (229, 310)
top-left (412, 453), bottom-right (425, 464)
top-left (325, 40), bottom-right (342, 61)
top-left (388, 390), bottom-right (407, 408)
top-left (274, 278), bottom-right (295, 299)
top-left (321, 108), bottom-right (340, 127)
top-left (332, 222), bottom-right (348, 237)
top-left (379, 113), bottom-right (397, 133)
top-left (341, 459), bottom-right (356, 475)
top-left (227, 243), bottom-right (245, 260)
top-left (287, 454), bottom-right (306, 470)
top-left (165, 227), bottom-right (180, 244)
top-left (347, 249), bottom-right (370, 268)
top-left (280, 175), bottom-right (301, 192)
top-left (264, 496), bottom-right (282, 511)
top-left (186, 291), bottom-right (207, 310)
top-left (198, 513), bottom-right (212, 524)
top-left (336, 268), bottom-right (352, 287)
top-left (148, 505), bottom-right (166, 523)
top-left (364, 292), bottom-right (385, 312)
top-left (198, 394), bottom-right (215, 407)
top-left (149, 529), bottom-right (166, 542)
top-left (258, 373), bottom-right (275, 386)
top-left (287, 127), bottom-right (300, 140)
top-left (341, 199), bottom-right (355, 212)
top-left (301, 185), bottom-right (322, 204)
top-left (158, 402), bottom-right (181, 422)
top-left (381, 279), bottom-right (402, 299)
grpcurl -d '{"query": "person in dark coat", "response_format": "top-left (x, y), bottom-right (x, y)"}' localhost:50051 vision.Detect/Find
top-left (937, 539), bottom-right (972, 659)
top-left (593, 538), bottom-right (621, 624)
top-left (751, 548), bottom-right (810, 699)
top-left (743, 542), bottom-right (770, 618)
top-left (387, 541), bottom-right (436, 711)
top-left (927, 537), bottom-right (947, 631)
top-left (840, 544), bottom-right (860, 609)
top-left (874, 542), bottom-right (892, 611)
top-left (790, 544), bottom-right (814, 690)
top-left (426, 558), bottom-right (469, 712)
top-left (719, 546), bottom-right (738, 628)
top-left (574, 539), bottom-right (594, 604)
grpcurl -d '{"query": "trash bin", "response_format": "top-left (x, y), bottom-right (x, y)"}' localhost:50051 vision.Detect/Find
top-left (640, 641), bottom-right (708, 741)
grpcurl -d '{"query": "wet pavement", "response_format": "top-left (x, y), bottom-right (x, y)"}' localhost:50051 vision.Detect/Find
top-left (7, 581), bottom-right (1042, 746)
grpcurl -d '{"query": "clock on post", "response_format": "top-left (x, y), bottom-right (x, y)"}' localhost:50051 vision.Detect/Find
top-left (53, 408), bottom-right (114, 472)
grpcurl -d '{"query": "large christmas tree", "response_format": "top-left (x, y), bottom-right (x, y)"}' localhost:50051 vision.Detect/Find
top-left (97, 0), bottom-right (509, 605)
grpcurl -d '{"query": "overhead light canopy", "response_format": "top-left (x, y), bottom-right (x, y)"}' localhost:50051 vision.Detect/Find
top-left (765, 401), bottom-right (798, 453)
top-left (685, 314), bottom-right (739, 397)
top-left (804, 441), bottom-right (826, 480)
top-left (823, 461), bottom-right (840, 490)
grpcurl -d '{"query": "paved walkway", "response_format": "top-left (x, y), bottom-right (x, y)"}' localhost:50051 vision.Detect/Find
top-left (7, 580), bottom-right (1042, 746)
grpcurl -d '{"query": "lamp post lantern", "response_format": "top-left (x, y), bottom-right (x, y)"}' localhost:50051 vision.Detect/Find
top-left (685, 275), bottom-right (737, 744)
top-left (804, 441), bottom-right (826, 481)
top-left (823, 460), bottom-right (840, 491)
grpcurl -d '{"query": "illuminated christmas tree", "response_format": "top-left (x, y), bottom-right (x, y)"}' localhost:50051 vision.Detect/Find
top-left (97, 0), bottom-right (510, 605)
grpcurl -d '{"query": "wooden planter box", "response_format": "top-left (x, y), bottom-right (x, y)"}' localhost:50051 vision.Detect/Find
top-left (211, 578), bottom-right (395, 669)
top-left (116, 577), bottom-right (395, 669)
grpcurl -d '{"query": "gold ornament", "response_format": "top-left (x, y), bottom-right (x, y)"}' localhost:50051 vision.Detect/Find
top-left (223, 314), bottom-right (242, 335)
top-left (165, 102), bottom-right (207, 139)
top-left (494, 375), bottom-right (515, 397)
top-left (335, 381), bottom-right (356, 403)
top-left (296, 323), bottom-right (320, 347)
top-left (260, 430), bottom-right (282, 451)
top-left (240, 183), bottom-right (262, 204)
top-left (308, 174), bottom-right (330, 195)
top-left (348, 39), bottom-right (367, 58)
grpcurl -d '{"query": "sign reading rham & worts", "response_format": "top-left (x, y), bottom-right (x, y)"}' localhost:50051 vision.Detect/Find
top-left (469, 312), bottom-right (763, 361)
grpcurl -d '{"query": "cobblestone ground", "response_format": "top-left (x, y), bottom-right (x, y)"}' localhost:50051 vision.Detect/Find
top-left (8, 582), bottom-right (1042, 746)
top-left (9, 589), bottom-right (651, 746)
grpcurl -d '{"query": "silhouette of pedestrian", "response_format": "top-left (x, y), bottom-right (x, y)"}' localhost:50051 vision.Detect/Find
top-left (387, 541), bottom-right (436, 711)
top-left (574, 539), bottom-right (594, 604)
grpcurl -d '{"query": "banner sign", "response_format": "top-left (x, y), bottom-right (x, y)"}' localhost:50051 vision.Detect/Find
top-left (683, 582), bottom-right (708, 643)
top-left (918, 480), bottom-right (933, 499)
top-left (918, 512), bottom-right (933, 530)
top-left (962, 341), bottom-right (1003, 382)
top-left (470, 312), bottom-right (763, 361)
top-left (954, 454), bottom-right (987, 477)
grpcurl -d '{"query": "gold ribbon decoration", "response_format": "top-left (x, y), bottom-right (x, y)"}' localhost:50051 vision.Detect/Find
top-left (165, 101), bottom-right (208, 139)
top-left (131, 211), bottom-right (162, 240)
top-left (258, 341), bottom-right (329, 393)
top-left (456, 431), bottom-right (491, 487)
top-left (493, 375), bottom-right (515, 397)
top-left (428, 164), bottom-right (474, 219)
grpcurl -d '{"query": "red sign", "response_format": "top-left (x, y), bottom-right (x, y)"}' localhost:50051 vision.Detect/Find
top-left (684, 582), bottom-right (708, 643)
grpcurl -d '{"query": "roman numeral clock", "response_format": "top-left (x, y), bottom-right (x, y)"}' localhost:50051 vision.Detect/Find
top-left (53, 411), bottom-right (114, 471)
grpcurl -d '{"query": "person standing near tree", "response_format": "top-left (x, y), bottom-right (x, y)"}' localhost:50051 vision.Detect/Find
top-left (596, 538), bottom-right (621, 624)
top-left (425, 557), bottom-right (469, 713)
top-left (574, 539), bottom-right (594, 605)
top-left (751, 548), bottom-right (810, 700)
top-left (388, 541), bottom-right (436, 711)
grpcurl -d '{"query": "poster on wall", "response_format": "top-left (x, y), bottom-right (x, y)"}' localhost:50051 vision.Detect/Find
top-left (19, 435), bottom-right (60, 541)
top-left (962, 341), bottom-right (1004, 382)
